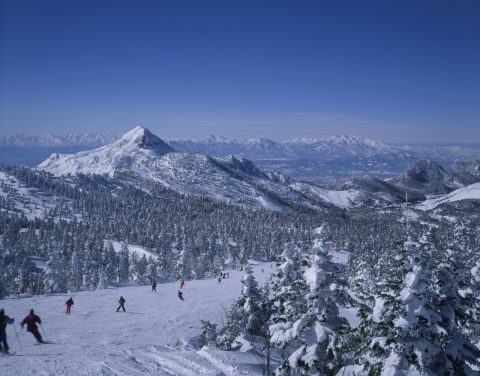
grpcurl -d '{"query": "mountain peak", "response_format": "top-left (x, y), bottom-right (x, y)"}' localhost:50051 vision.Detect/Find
top-left (117, 127), bottom-right (174, 153)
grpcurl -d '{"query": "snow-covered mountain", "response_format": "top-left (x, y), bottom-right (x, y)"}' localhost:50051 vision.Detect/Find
top-left (39, 127), bottom-right (174, 176)
top-left (4, 131), bottom-right (480, 182)
top-left (284, 134), bottom-right (398, 157)
top-left (390, 159), bottom-right (480, 196)
top-left (166, 134), bottom-right (480, 183)
top-left (36, 127), bottom-right (480, 211)
top-left (166, 135), bottom-right (291, 159)
top-left (38, 127), bottom-right (351, 211)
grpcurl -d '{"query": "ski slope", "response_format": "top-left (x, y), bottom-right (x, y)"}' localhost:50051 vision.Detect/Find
top-left (416, 182), bottom-right (480, 211)
top-left (0, 263), bottom-right (274, 376)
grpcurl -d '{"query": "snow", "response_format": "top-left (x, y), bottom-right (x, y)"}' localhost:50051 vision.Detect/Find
top-left (0, 262), bottom-right (273, 375)
top-left (304, 256), bottom-right (326, 292)
top-left (38, 126), bottom-right (174, 177)
top-left (338, 307), bottom-right (360, 328)
top-left (108, 241), bottom-right (158, 260)
top-left (37, 127), bottom-right (345, 212)
top-left (416, 182), bottom-right (480, 211)
top-left (372, 297), bottom-right (386, 323)
top-left (0, 171), bottom-right (73, 220)
top-left (331, 250), bottom-right (350, 265)
top-left (289, 182), bottom-right (360, 208)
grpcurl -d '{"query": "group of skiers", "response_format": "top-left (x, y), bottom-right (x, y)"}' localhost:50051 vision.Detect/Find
top-left (1, 271), bottom-right (236, 353)
top-left (0, 308), bottom-right (44, 353)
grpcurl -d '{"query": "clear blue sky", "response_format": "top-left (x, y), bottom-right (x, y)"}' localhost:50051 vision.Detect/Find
top-left (1, 0), bottom-right (479, 142)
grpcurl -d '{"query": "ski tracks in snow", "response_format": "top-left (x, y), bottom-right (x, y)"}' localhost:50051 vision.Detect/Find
top-left (100, 346), bottom-right (237, 376)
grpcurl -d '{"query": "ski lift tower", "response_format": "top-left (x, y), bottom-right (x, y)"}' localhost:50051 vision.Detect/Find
top-left (405, 190), bottom-right (409, 238)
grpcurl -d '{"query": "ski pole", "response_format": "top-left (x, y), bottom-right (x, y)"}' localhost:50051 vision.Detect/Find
top-left (13, 323), bottom-right (22, 350)
top-left (39, 324), bottom-right (48, 342)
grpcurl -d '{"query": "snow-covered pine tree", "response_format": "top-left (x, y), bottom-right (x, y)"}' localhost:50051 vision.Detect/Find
top-left (146, 257), bottom-right (158, 284)
top-left (218, 264), bottom-right (268, 350)
top-left (352, 236), bottom-right (444, 375)
top-left (269, 242), bottom-right (308, 371)
top-left (199, 320), bottom-right (218, 347)
top-left (96, 269), bottom-right (108, 290)
top-left (136, 254), bottom-right (148, 284)
top-left (43, 254), bottom-right (63, 294)
top-left (271, 227), bottom-right (349, 376)
top-left (0, 261), bottom-right (5, 299)
top-left (470, 260), bottom-right (480, 344)
top-left (431, 247), bottom-right (480, 374)
top-left (118, 242), bottom-right (130, 282)
top-left (103, 242), bottom-right (118, 281)
top-left (68, 251), bottom-right (82, 292)
top-left (128, 252), bottom-right (139, 282)
top-left (270, 243), bottom-right (305, 327)
top-left (82, 248), bottom-right (98, 290)
top-left (173, 242), bottom-right (193, 280)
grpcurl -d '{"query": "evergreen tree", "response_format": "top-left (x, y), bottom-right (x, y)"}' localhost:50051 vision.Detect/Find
top-left (96, 269), bottom-right (108, 290)
top-left (118, 242), bottom-right (130, 282)
top-left (43, 255), bottom-right (62, 294)
top-left (218, 265), bottom-right (267, 349)
top-left (0, 255), bottom-right (6, 299)
top-left (146, 258), bottom-right (158, 284)
top-left (271, 227), bottom-right (349, 376)
top-left (68, 251), bottom-right (82, 292)
top-left (199, 320), bottom-right (218, 347)
top-left (431, 248), bottom-right (480, 374)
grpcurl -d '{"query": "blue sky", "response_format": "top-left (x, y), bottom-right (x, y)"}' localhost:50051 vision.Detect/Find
top-left (1, 0), bottom-right (479, 142)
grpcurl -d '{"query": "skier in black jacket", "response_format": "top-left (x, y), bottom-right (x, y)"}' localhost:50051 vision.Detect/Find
top-left (0, 309), bottom-right (14, 353)
top-left (177, 290), bottom-right (184, 301)
top-left (116, 296), bottom-right (126, 312)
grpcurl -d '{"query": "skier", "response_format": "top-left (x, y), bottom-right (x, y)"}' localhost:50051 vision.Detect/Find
top-left (116, 296), bottom-right (126, 312)
top-left (21, 309), bottom-right (43, 344)
top-left (65, 297), bottom-right (74, 314)
top-left (179, 279), bottom-right (185, 289)
top-left (151, 282), bottom-right (157, 292)
top-left (177, 290), bottom-right (184, 301)
top-left (218, 277), bottom-right (222, 284)
top-left (0, 309), bottom-right (14, 353)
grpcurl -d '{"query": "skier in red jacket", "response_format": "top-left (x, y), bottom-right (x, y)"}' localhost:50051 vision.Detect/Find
top-left (21, 309), bottom-right (43, 343)
top-left (65, 297), bottom-right (74, 314)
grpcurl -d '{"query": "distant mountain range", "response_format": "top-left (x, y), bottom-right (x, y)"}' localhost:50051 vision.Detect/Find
top-left (0, 133), bottom-right (117, 148)
top-left (2, 130), bottom-right (480, 183)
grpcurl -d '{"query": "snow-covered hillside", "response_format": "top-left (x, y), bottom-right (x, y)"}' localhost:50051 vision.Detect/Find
top-left (0, 170), bottom-right (74, 220)
top-left (416, 182), bottom-right (480, 211)
top-left (1, 263), bottom-right (273, 376)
